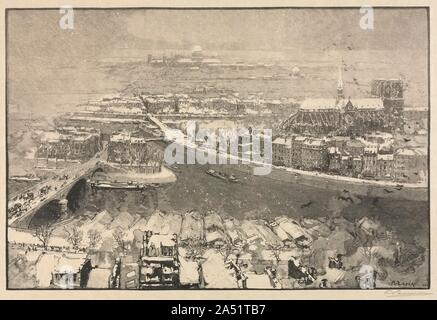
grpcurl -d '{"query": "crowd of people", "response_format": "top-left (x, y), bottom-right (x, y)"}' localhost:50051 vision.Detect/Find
top-left (9, 241), bottom-right (87, 254)
top-left (8, 172), bottom-right (78, 220)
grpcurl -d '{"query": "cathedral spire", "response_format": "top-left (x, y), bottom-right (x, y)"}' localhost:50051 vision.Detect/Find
top-left (337, 63), bottom-right (344, 100)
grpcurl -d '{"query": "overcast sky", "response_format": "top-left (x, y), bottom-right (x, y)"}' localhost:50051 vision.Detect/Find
top-left (8, 8), bottom-right (428, 60)
top-left (7, 8), bottom-right (429, 114)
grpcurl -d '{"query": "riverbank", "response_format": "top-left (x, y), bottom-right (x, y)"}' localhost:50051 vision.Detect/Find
top-left (192, 145), bottom-right (428, 202)
top-left (96, 166), bottom-right (177, 185)
top-left (267, 165), bottom-right (428, 202)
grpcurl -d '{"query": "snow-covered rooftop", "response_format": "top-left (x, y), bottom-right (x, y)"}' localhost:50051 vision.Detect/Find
top-left (300, 98), bottom-right (341, 110)
top-left (147, 234), bottom-right (176, 249)
top-left (273, 137), bottom-right (291, 146)
top-left (349, 98), bottom-right (384, 110)
top-left (377, 154), bottom-right (394, 161)
top-left (395, 147), bottom-right (428, 156)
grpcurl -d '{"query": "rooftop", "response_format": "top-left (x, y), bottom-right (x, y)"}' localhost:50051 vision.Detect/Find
top-left (345, 140), bottom-right (366, 148)
top-left (300, 98), bottom-right (383, 111)
top-left (273, 137), bottom-right (291, 146)
top-left (300, 98), bottom-right (341, 110)
top-left (293, 136), bottom-right (307, 142)
top-left (377, 154), bottom-right (394, 161)
top-left (349, 98), bottom-right (384, 110)
top-left (147, 233), bottom-right (176, 249)
top-left (52, 253), bottom-right (89, 274)
top-left (395, 147), bottom-right (428, 156)
top-left (40, 131), bottom-right (61, 143)
top-left (304, 139), bottom-right (325, 147)
top-left (109, 132), bottom-right (154, 143)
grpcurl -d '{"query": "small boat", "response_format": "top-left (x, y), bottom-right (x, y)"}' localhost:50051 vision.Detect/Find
top-left (228, 174), bottom-right (239, 183)
top-left (206, 169), bottom-right (227, 181)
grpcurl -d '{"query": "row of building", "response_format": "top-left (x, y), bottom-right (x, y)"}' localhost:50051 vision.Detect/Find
top-left (38, 231), bottom-right (180, 289)
top-left (140, 94), bottom-right (297, 116)
top-left (147, 45), bottom-right (271, 70)
top-left (55, 95), bottom-right (162, 140)
top-left (272, 134), bottom-right (427, 183)
top-left (68, 93), bottom-right (296, 121)
top-left (77, 96), bottom-right (145, 116)
top-left (35, 127), bottom-right (102, 167)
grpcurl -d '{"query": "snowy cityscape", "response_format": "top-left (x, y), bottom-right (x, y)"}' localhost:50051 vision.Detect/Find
top-left (7, 8), bottom-right (429, 290)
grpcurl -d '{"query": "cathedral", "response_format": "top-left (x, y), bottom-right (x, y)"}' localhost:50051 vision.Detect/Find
top-left (280, 66), bottom-right (404, 136)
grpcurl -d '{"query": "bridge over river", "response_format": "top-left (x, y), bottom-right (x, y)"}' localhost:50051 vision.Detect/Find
top-left (8, 115), bottom-right (172, 230)
top-left (8, 156), bottom-right (107, 229)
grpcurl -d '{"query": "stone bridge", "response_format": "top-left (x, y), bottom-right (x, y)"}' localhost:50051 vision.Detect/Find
top-left (9, 159), bottom-right (107, 229)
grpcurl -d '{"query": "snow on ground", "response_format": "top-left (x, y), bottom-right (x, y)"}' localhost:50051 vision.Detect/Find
top-left (126, 217), bottom-right (149, 241)
top-left (179, 256), bottom-right (199, 286)
top-left (87, 268), bottom-right (112, 288)
top-left (9, 228), bottom-right (69, 247)
top-left (161, 212), bottom-right (183, 235)
top-left (35, 253), bottom-right (56, 287)
top-left (202, 249), bottom-right (237, 289)
top-left (245, 272), bottom-right (273, 289)
top-left (145, 210), bottom-right (167, 232)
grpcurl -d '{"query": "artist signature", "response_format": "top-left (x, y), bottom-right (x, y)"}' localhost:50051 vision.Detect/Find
top-left (389, 280), bottom-right (416, 288)
top-left (384, 289), bottom-right (432, 298)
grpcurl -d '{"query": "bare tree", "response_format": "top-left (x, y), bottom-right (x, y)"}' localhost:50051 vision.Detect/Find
top-left (219, 243), bottom-right (240, 262)
top-left (185, 239), bottom-right (206, 261)
top-left (360, 237), bottom-right (377, 265)
top-left (113, 229), bottom-right (128, 253)
top-left (355, 228), bottom-right (377, 265)
top-left (268, 244), bottom-right (282, 265)
top-left (87, 229), bottom-right (102, 249)
top-left (33, 224), bottom-right (54, 250)
top-left (64, 226), bottom-right (83, 250)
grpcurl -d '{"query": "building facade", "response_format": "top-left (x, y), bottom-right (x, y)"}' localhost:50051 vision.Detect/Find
top-left (301, 139), bottom-right (328, 171)
top-left (35, 128), bottom-right (101, 167)
top-left (107, 131), bottom-right (164, 174)
top-left (51, 254), bottom-right (93, 289)
top-left (370, 79), bottom-right (405, 129)
top-left (394, 147), bottom-right (428, 183)
top-left (344, 139), bottom-right (365, 158)
top-left (377, 154), bottom-right (394, 179)
top-left (138, 232), bottom-right (180, 288)
top-left (272, 137), bottom-right (291, 166)
top-left (291, 136), bottom-right (307, 168)
top-left (362, 146), bottom-right (378, 178)
top-left (271, 133), bottom-right (426, 183)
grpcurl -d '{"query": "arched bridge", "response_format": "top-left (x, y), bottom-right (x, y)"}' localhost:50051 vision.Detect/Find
top-left (8, 158), bottom-right (108, 229)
